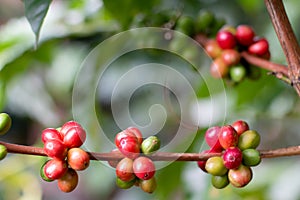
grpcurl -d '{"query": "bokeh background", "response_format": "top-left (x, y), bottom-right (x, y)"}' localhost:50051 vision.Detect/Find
top-left (1, 0), bottom-right (300, 199)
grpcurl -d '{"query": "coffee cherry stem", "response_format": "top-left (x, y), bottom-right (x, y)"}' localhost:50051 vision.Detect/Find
top-left (1, 140), bottom-right (300, 161)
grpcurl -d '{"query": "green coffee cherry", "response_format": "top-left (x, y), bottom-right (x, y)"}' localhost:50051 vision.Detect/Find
top-left (141, 136), bottom-right (161, 155)
top-left (40, 160), bottom-right (54, 182)
top-left (175, 16), bottom-right (195, 36)
top-left (205, 156), bottom-right (228, 176)
top-left (0, 144), bottom-right (7, 161)
top-left (0, 113), bottom-right (12, 135)
top-left (116, 177), bottom-right (136, 189)
top-left (140, 177), bottom-right (157, 193)
top-left (238, 130), bottom-right (260, 150)
top-left (211, 174), bottom-right (229, 189)
top-left (242, 149), bottom-right (261, 167)
top-left (230, 65), bottom-right (247, 82)
top-left (195, 10), bottom-right (215, 33)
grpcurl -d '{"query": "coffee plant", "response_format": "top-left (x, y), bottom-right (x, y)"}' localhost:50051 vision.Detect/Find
top-left (1, 0), bottom-right (300, 199)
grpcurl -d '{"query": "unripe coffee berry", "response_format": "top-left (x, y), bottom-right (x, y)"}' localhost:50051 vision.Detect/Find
top-left (216, 30), bottom-right (236, 49)
top-left (0, 144), bottom-right (7, 161)
top-left (116, 157), bottom-right (135, 182)
top-left (195, 10), bottom-right (215, 33)
top-left (210, 57), bottom-right (229, 78)
top-left (211, 175), bottom-right (229, 189)
top-left (0, 113), bottom-right (12, 135)
top-left (57, 168), bottom-right (79, 193)
top-left (236, 25), bottom-right (255, 46)
top-left (141, 136), bottom-right (160, 155)
top-left (242, 149), bottom-right (261, 167)
top-left (231, 120), bottom-right (249, 136)
top-left (42, 128), bottom-right (62, 143)
top-left (140, 177), bottom-right (157, 193)
top-left (205, 126), bottom-right (223, 152)
top-left (116, 177), bottom-right (136, 189)
top-left (44, 158), bottom-right (68, 180)
top-left (238, 130), bottom-right (260, 150)
top-left (175, 16), bottom-right (195, 36)
top-left (205, 156), bottom-right (228, 176)
top-left (223, 147), bottom-right (242, 169)
top-left (221, 49), bottom-right (241, 66)
top-left (133, 156), bottom-right (155, 180)
top-left (229, 65), bottom-right (247, 82)
top-left (228, 165), bottom-right (252, 188)
top-left (44, 139), bottom-right (67, 160)
top-left (218, 125), bottom-right (238, 149)
top-left (67, 148), bottom-right (90, 171)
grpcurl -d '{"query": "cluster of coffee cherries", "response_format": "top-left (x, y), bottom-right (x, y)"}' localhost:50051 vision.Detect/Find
top-left (0, 113), bottom-right (12, 161)
top-left (40, 121), bottom-right (89, 193)
top-left (205, 25), bottom-right (270, 82)
top-left (109, 127), bottom-right (160, 193)
top-left (197, 120), bottom-right (261, 189)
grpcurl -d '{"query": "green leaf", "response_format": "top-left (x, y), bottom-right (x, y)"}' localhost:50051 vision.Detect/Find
top-left (24, 0), bottom-right (52, 46)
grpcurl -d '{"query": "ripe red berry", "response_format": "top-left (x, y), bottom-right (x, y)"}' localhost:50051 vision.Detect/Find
top-left (62, 126), bottom-right (86, 148)
top-left (133, 156), bottom-right (155, 180)
top-left (115, 130), bottom-right (140, 159)
top-left (60, 121), bottom-right (82, 135)
top-left (44, 158), bottom-right (68, 180)
top-left (126, 127), bottom-right (143, 145)
top-left (221, 49), bottom-right (241, 66)
top-left (57, 168), bottom-right (79, 193)
top-left (236, 25), bottom-right (255, 46)
top-left (223, 147), bottom-right (243, 169)
top-left (42, 128), bottom-right (62, 143)
top-left (115, 130), bottom-right (137, 148)
top-left (205, 126), bottom-right (223, 152)
top-left (204, 39), bottom-right (222, 59)
top-left (116, 157), bottom-right (135, 182)
top-left (218, 125), bottom-right (239, 149)
top-left (231, 120), bottom-right (249, 136)
top-left (248, 38), bottom-right (269, 56)
top-left (67, 148), bottom-right (90, 171)
top-left (210, 57), bottom-right (229, 78)
top-left (44, 139), bottom-right (67, 160)
top-left (216, 30), bottom-right (236, 49)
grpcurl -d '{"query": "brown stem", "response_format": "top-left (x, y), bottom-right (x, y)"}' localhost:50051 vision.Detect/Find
top-left (1, 141), bottom-right (300, 161)
top-left (264, 0), bottom-right (300, 95)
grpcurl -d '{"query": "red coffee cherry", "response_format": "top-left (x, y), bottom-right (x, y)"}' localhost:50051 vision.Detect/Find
top-left (115, 130), bottom-right (137, 148)
top-left (216, 30), bottom-right (236, 49)
top-left (116, 157), bottom-right (135, 182)
top-left (62, 126), bottom-right (86, 148)
top-left (205, 126), bottom-right (223, 152)
top-left (133, 156), bottom-right (155, 180)
top-left (42, 128), bottom-right (62, 143)
top-left (221, 49), bottom-right (241, 66)
top-left (44, 139), bottom-right (67, 160)
top-left (60, 121), bottom-right (82, 134)
top-left (236, 25), bottom-right (255, 46)
top-left (40, 160), bottom-right (54, 182)
top-left (115, 130), bottom-right (140, 159)
top-left (218, 125), bottom-right (239, 149)
top-left (231, 120), bottom-right (249, 136)
top-left (223, 147), bottom-right (243, 169)
top-left (210, 57), bottom-right (229, 78)
top-left (204, 39), bottom-right (222, 59)
top-left (126, 127), bottom-right (143, 145)
top-left (228, 165), bottom-right (252, 188)
top-left (67, 148), bottom-right (90, 171)
top-left (57, 168), bottom-right (79, 193)
top-left (44, 158), bottom-right (68, 180)
top-left (248, 38), bottom-right (269, 56)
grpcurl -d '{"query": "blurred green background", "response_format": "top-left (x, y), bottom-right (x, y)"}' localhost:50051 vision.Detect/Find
top-left (1, 0), bottom-right (300, 199)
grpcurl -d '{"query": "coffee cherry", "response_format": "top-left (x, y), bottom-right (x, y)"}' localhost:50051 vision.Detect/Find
top-left (126, 127), bottom-right (143, 145)
top-left (133, 156), bottom-right (155, 180)
top-left (210, 57), bottom-right (229, 78)
top-left (223, 147), bottom-right (242, 169)
top-left (195, 10), bottom-right (215, 33)
top-left (248, 38), bottom-right (269, 56)
top-left (242, 149), bottom-right (261, 167)
top-left (62, 126), bottom-right (86, 148)
top-left (44, 139), bottom-right (67, 160)
top-left (228, 165), bottom-right (252, 188)
top-left (231, 120), bottom-right (249, 136)
top-left (216, 30), bottom-right (236, 49)
top-left (44, 158), bottom-right (68, 180)
top-left (141, 136), bottom-right (160, 155)
top-left (60, 121), bottom-right (82, 136)
top-left (175, 16), bottom-right (195, 36)
top-left (236, 25), bottom-right (255, 46)
top-left (40, 160), bottom-right (54, 182)
top-left (118, 137), bottom-right (140, 159)
top-left (218, 125), bottom-right (239, 149)
top-left (221, 49), bottom-right (241, 66)
top-left (0, 144), bottom-right (7, 161)
top-left (0, 113), bottom-right (12, 135)
top-left (205, 156), bottom-right (228, 176)
top-left (108, 149), bottom-right (122, 168)
top-left (205, 126), bottom-right (223, 152)
top-left (140, 177), bottom-right (157, 193)
top-left (204, 40), bottom-right (222, 59)
top-left (211, 175), bottom-right (229, 189)
top-left (116, 177), bottom-right (136, 189)
top-left (115, 130), bottom-right (137, 148)
top-left (42, 128), bottom-right (62, 143)
top-left (67, 148), bottom-right (90, 171)
top-left (197, 149), bottom-right (220, 172)
top-left (220, 25), bottom-right (237, 35)
top-left (229, 65), bottom-right (247, 82)
top-left (116, 157), bottom-right (135, 182)
top-left (57, 168), bottom-right (78, 193)
top-left (238, 130), bottom-right (260, 150)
